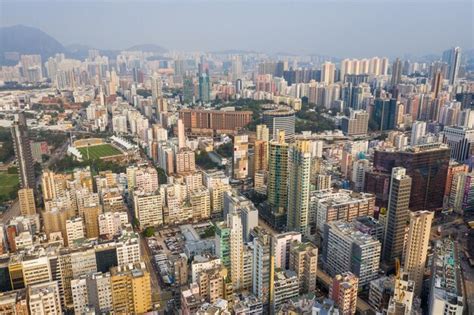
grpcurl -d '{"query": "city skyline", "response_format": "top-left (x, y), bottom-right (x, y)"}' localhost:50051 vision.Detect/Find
top-left (0, 1), bottom-right (473, 314)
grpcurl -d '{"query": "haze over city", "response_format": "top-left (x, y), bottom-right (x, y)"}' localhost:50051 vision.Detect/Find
top-left (1, 0), bottom-right (473, 57)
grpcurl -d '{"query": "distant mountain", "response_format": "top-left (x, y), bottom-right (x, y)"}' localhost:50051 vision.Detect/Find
top-left (0, 25), bottom-right (66, 65)
top-left (126, 44), bottom-right (167, 53)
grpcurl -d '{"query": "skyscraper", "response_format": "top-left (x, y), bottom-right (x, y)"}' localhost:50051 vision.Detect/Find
top-left (383, 167), bottom-right (411, 264)
top-left (391, 58), bottom-right (402, 86)
top-left (263, 109), bottom-right (296, 143)
top-left (443, 47), bottom-right (461, 85)
top-left (150, 73), bottom-right (162, 105)
top-left (11, 112), bottom-right (35, 191)
top-left (410, 121), bottom-right (426, 146)
top-left (372, 98), bottom-right (397, 131)
top-left (267, 131), bottom-right (289, 226)
top-left (323, 221), bottom-right (381, 286)
top-left (431, 70), bottom-right (443, 98)
top-left (443, 126), bottom-right (474, 163)
top-left (252, 228), bottom-right (273, 308)
top-left (228, 212), bottom-right (244, 290)
top-left (341, 109), bottom-right (369, 136)
top-left (321, 62), bottom-right (335, 84)
top-left (287, 140), bottom-right (312, 237)
top-left (232, 134), bottom-right (249, 180)
top-left (369, 143), bottom-right (450, 210)
top-left (110, 262), bottom-right (151, 314)
top-left (177, 119), bottom-right (186, 149)
top-left (18, 188), bottom-right (36, 216)
top-left (403, 210), bottom-right (433, 296)
top-left (183, 76), bottom-right (195, 104)
top-left (198, 73), bottom-right (211, 103)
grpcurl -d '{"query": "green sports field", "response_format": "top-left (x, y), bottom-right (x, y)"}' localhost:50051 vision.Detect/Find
top-left (0, 172), bottom-right (19, 201)
top-left (77, 144), bottom-right (123, 160)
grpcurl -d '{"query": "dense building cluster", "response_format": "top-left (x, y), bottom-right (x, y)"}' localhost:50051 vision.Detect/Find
top-left (0, 43), bottom-right (472, 315)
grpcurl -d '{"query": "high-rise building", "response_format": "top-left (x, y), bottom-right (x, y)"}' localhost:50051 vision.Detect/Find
top-left (410, 121), bottom-right (426, 146)
top-left (443, 126), bottom-right (474, 163)
top-left (215, 221), bottom-right (231, 271)
top-left (150, 73), bottom-right (162, 105)
top-left (189, 188), bottom-right (211, 220)
top-left (371, 144), bottom-right (450, 210)
top-left (65, 216), bottom-right (85, 246)
top-left (391, 58), bottom-right (402, 86)
top-left (323, 221), bottom-right (381, 286)
top-left (195, 265), bottom-right (226, 304)
top-left (330, 272), bottom-right (358, 315)
top-left (183, 76), bottom-right (195, 104)
top-left (403, 210), bottom-right (433, 296)
top-left (71, 272), bottom-right (112, 314)
top-left (442, 47), bottom-right (461, 85)
top-left (372, 98), bottom-right (397, 131)
top-left (321, 62), bottom-right (335, 84)
top-left (83, 205), bottom-right (102, 239)
top-left (311, 189), bottom-right (375, 233)
top-left (252, 228), bottom-right (273, 307)
top-left (429, 239), bottom-right (464, 315)
top-left (11, 112), bottom-right (35, 191)
top-left (256, 124), bottom-right (270, 142)
top-left (341, 110), bottom-right (369, 136)
top-left (287, 140), bottom-right (312, 237)
top-left (449, 171), bottom-right (474, 213)
top-left (228, 212), bottom-right (244, 290)
top-left (177, 119), bottom-right (186, 149)
top-left (198, 73), bottom-right (211, 102)
top-left (133, 191), bottom-right (163, 227)
top-left (382, 167), bottom-right (411, 264)
top-left (352, 159), bottom-right (370, 192)
top-left (289, 241), bottom-right (317, 294)
top-left (267, 131), bottom-right (289, 227)
top-left (110, 262), bottom-right (151, 314)
top-left (175, 149), bottom-right (196, 174)
top-left (231, 55), bottom-right (243, 81)
top-left (263, 109), bottom-right (296, 143)
top-left (232, 134), bottom-right (249, 180)
top-left (28, 281), bottom-right (61, 315)
top-left (431, 70), bottom-right (443, 98)
top-left (18, 188), bottom-right (36, 216)
top-left (272, 270), bottom-right (299, 310)
top-left (273, 232), bottom-right (302, 270)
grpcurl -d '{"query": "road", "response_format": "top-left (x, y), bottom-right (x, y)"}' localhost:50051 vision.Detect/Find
top-left (139, 236), bottom-right (162, 307)
top-left (0, 199), bottom-right (19, 224)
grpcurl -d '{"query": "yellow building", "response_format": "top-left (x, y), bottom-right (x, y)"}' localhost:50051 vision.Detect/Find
top-left (83, 205), bottom-right (102, 238)
top-left (18, 188), bottom-right (36, 216)
top-left (110, 262), bottom-right (151, 314)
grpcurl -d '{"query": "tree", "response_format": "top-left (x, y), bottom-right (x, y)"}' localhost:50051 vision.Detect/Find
top-left (215, 142), bottom-right (233, 158)
top-left (41, 154), bottom-right (50, 163)
top-left (132, 217), bottom-right (140, 229)
top-left (195, 151), bottom-right (219, 170)
top-left (155, 167), bottom-right (168, 185)
top-left (200, 225), bottom-right (216, 238)
top-left (0, 128), bottom-right (14, 162)
top-left (143, 227), bottom-right (155, 238)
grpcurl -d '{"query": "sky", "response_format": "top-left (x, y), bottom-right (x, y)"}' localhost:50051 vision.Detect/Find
top-left (1, 0), bottom-right (473, 58)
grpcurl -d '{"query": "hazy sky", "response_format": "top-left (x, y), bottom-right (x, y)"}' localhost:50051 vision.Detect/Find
top-left (1, 0), bottom-right (473, 58)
